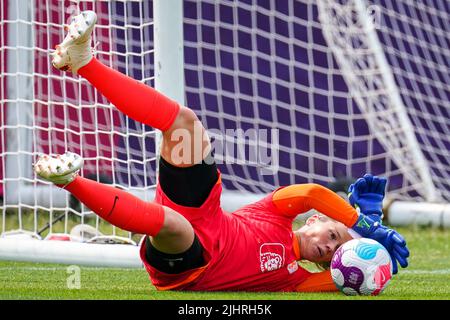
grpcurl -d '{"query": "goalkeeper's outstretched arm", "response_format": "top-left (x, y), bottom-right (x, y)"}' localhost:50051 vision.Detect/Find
top-left (272, 183), bottom-right (358, 227)
top-left (271, 180), bottom-right (409, 274)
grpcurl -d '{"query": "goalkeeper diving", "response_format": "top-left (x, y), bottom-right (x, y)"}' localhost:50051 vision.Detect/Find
top-left (34, 10), bottom-right (409, 292)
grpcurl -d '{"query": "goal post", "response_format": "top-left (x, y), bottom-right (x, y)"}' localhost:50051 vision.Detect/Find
top-left (4, 0), bottom-right (36, 207)
top-left (0, 0), bottom-right (187, 268)
top-left (1, 0), bottom-right (449, 267)
top-left (316, 0), bottom-right (449, 226)
top-left (318, 0), bottom-right (440, 202)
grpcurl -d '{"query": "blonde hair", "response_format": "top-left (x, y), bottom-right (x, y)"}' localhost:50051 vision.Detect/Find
top-left (316, 214), bottom-right (331, 223)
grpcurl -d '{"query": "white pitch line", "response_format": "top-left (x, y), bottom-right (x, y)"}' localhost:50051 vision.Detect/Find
top-left (0, 266), bottom-right (140, 271)
top-left (400, 269), bottom-right (450, 275)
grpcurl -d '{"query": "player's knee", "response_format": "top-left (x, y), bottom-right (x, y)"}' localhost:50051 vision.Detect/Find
top-left (158, 207), bottom-right (193, 238)
top-left (161, 106), bottom-right (211, 166)
top-left (152, 207), bottom-right (195, 253)
top-left (167, 106), bottom-right (200, 132)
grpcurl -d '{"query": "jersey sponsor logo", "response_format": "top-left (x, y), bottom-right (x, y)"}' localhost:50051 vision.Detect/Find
top-left (259, 243), bottom-right (285, 273)
top-left (287, 260), bottom-right (299, 274)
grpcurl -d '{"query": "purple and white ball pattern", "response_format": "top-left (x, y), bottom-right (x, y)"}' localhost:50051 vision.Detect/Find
top-left (331, 238), bottom-right (393, 296)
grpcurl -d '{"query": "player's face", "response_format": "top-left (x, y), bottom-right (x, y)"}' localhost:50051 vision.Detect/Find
top-left (297, 218), bottom-right (353, 263)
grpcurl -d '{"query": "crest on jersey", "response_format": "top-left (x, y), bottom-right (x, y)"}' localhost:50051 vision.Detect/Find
top-left (259, 243), bottom-right (285, 272)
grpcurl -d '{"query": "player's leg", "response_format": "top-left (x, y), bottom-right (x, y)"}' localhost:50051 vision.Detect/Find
top-left (50, 11), bottom-right (218, 268)
top-left (33, 152), bottom-right (196, 254)
top-left (51, 10), bottom-right (210, 167)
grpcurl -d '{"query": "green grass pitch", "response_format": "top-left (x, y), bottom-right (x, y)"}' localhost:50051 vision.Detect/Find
top-left (1, 226), bottom-right (449, 300)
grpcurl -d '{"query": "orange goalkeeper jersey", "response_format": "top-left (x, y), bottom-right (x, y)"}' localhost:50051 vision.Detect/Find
top-left (140, 176), bottom-right (358, 292)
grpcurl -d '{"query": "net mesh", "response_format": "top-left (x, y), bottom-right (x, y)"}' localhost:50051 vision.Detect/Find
top-left (2, 0), bottom-right (156, 240)
top-left (182, 0), bottom-right (449, 201)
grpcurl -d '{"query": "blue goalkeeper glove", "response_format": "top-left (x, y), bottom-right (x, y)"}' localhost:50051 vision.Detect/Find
top-left (348, 174), bottom-right (387, 222)
top-left (351, 214), bottom-right (410, 274)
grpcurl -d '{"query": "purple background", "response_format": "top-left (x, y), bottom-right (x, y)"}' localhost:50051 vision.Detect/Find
top-left (107, 0), bottom-right (450, 200)
top-left (180, 1), bottom-right (449, 200)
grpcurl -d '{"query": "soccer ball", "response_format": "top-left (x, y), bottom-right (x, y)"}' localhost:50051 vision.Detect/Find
top-left (331, 238), bottom-right (393, 296)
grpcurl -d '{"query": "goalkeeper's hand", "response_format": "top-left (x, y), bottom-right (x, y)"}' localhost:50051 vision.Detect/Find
top-left (351, 214), bottom-right (410, 274)
top-left (348, 173), bottom-right (387, 222)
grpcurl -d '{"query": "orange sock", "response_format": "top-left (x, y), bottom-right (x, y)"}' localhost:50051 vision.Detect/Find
top-left (65, 176), bottom-right (165, 236)
top-left (78, 58), bottom-right (180, 131)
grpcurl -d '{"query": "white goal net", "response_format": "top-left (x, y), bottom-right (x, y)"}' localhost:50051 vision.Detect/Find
top-left (1, 0), bottom-right (449, 266)
top-left (1, 0), bottom-right (159, 266)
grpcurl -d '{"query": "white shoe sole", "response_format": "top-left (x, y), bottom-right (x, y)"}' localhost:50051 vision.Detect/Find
top-left (51, 10), bottom-right (97, 72)
top-left (34, 152), bottom-right (84, 185)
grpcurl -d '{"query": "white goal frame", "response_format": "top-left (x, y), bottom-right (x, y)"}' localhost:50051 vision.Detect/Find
top-left (0, 0), bottom-right (187, 268)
